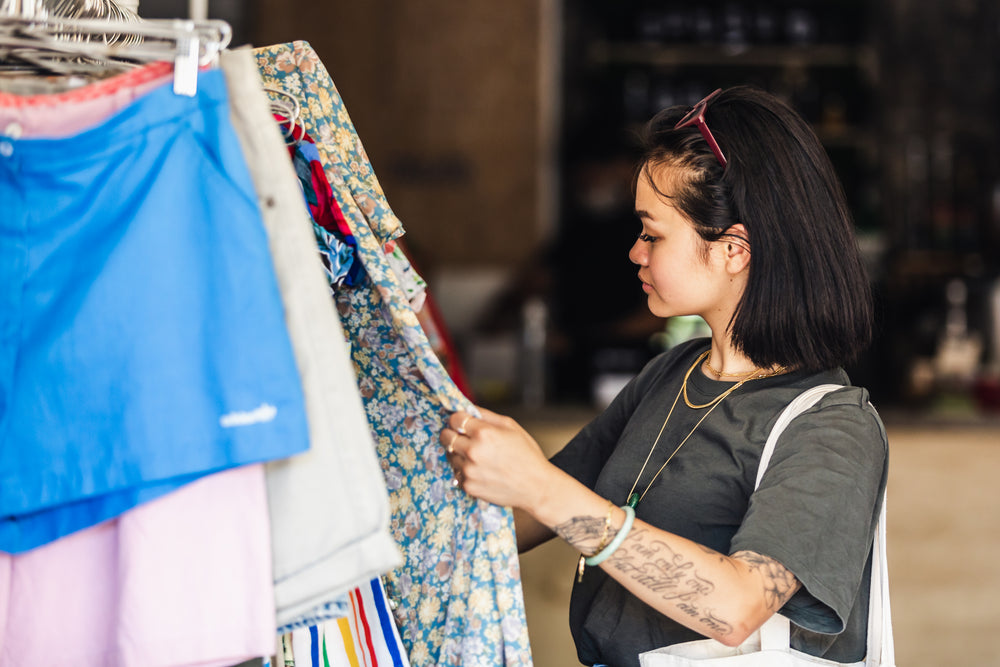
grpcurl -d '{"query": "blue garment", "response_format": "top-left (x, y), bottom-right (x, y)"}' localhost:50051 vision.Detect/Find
top-left (0, 68), bottom-right (310, 552)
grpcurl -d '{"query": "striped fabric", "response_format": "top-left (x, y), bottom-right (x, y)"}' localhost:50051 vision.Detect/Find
top-left (284, 578), bottom-right (410, 667)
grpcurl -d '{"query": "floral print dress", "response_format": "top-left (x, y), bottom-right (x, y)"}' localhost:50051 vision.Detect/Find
top-left (253, 42), bottom-right (533, 667)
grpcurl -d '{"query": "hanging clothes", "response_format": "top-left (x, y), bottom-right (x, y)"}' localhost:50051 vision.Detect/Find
top-left (0, 60), bottom-right (175, 138)
top-left (0, 465), bottom-right (277, 667)
top-left (0, 64), bottom-right (310, 554)
top-left (218, 47), bottom-right (401, 632)
top-left (253, 42), bottom-right (532, 667)
top-left (280, 120), bottom-right (365, 287)
top-left (285, 578), bottom-right (410, 667)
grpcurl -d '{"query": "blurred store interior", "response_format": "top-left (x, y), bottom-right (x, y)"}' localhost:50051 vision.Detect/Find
top-left (139, 0), bottom-right (1000, 420)
top-left (141, 1), bottom-right (1000, 665)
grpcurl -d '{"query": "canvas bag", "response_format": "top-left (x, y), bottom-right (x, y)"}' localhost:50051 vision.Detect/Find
top-left (639, 385), bottom-right (896, 667)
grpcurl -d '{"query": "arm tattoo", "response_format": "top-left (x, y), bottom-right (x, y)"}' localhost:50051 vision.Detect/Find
top-left (553, 515), bottom-right (607, 554)
top-left (606, 527), bottom-right (712, 600)
top-left (605, 527), bottom-right (734, 636)
top-left (731, 550), bottom-right (801, 611)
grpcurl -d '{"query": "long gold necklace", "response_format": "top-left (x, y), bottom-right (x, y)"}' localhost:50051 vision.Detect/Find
top-left (624, 350), bottom-right (775, 509)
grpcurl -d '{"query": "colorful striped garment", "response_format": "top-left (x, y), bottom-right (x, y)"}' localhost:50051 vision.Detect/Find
top-left (283, 578), bottom-right (410, 667)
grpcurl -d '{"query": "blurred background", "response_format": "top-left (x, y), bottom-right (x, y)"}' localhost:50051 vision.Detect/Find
top-left (141, 0), bottom-right (1000, 418)
top-left (144, 1), bottom-right (1000, 665)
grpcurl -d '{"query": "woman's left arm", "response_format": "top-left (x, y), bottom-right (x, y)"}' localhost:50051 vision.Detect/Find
top-left (442, 408), bottom-right (800, 647)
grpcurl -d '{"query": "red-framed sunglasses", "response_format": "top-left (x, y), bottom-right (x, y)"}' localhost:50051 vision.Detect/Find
top-left (673, 88), bottom-right (728, 168)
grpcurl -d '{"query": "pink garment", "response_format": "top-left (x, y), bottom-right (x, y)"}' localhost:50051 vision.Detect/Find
top-left (0, 61), bottom-right (176, 138)
top-left (0, 465), bottom-right (277, 667)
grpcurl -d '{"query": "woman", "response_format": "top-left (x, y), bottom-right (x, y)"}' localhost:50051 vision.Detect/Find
top-left (440, 86), bottom-right (888, 666)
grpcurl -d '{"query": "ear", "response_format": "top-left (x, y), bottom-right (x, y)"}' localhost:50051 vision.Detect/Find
top-left (721, 224), bottom-right (751, 275)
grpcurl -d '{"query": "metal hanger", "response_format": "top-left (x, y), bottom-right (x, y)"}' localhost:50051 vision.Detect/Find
top-left (265, 85), bottom-right (306, 144)
top-left (0, 1), bottom-right (231, 95)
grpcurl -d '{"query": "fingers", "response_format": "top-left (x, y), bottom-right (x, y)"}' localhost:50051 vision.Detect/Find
top-left (439, 423), bottom-right (468, 490)
top-left (448, 411), bottom-right (475, 435)
top-left (475, 406), bottom-right (507, 424)
top-left (442, 429), bottom-right (460, 454)
top-left (442, 407), bottom-right (507, 494)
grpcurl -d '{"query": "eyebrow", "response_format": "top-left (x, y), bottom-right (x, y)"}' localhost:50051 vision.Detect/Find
top-left (634, 209), bottom-right (651, 220)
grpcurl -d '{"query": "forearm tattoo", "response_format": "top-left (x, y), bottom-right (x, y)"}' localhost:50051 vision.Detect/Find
top-left (605, 526), bottom-right (734, 635)
top-left (553, 515), bottom-right (607, 554)
top-left (553, 519), bottom-right (800, 638)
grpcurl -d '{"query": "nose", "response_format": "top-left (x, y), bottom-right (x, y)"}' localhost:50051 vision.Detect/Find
top-left (628, 237), bottom-right (646, 266)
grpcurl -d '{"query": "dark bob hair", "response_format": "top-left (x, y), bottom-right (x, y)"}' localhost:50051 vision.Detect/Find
top-left (637, 85), bottom-right (873, 372)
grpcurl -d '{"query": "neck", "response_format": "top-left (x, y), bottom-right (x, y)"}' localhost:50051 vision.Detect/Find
top-left (703, 342), bottom-right (779, 380)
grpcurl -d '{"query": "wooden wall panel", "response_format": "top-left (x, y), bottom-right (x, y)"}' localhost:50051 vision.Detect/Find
top-left (251, 1), bottom-right (546, 273)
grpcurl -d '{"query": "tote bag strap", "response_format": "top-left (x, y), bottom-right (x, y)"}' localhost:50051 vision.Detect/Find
top-left (754, 385), bottom-right (895, 666)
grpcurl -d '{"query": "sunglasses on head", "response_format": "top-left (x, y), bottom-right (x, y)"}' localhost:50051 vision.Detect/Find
top-left (673, 88), bottom-right (728, 168)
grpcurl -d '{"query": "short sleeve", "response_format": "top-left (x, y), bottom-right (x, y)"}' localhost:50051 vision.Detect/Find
top-left (549, 345), bottom-right (686, 488)
top-left (729, 387), bottom-right (888, 634)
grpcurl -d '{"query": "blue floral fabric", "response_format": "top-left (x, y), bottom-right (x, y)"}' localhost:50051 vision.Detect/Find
top-left (253, 42), bottom-right (533, 667)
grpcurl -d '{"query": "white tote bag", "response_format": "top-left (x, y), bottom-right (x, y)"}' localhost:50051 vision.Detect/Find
top-left (639, 385), bottom-right (896, 667)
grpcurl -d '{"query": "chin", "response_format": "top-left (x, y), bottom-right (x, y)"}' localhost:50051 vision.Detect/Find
top-left (646, 301), bottom-right (673, 319)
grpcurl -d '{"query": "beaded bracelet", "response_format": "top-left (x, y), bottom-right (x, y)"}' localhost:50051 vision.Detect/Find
top-left (584, 505), bottom-right (635, 567)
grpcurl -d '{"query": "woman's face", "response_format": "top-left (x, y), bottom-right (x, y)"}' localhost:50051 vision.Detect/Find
top-left (628, 166), bottom-right (730, 321)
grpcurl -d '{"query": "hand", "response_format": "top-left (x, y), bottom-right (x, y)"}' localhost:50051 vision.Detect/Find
top-left (439, 407), bottom-right (554, 511)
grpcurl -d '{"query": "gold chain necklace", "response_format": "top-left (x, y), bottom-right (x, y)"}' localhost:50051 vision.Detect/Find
top-left (685, 354), bottom-right (786, 409)
top-left (704, 352), bottom-right (787, 379)
top-left (624, 350), bottom-right (772, 509)
top-left (704, 353), bottom-right (763, 378)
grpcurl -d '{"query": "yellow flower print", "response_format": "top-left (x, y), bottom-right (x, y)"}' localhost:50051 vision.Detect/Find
top-left (417, 595), bottom-right (441, 625)
top-left (496, 587), bottom-right (514, 613)
top-left (450, 596), bottom-right (467, 620)
top-left (397, 445), bottom-right (416, 471)
top-left (472, 557), bottom-right (491, 580)
top-left (468, 587), bottom-right (490, 614)
top-left (411, 474), bottom-right (429, 498)
top-left (395, 486), bottom-right (412, 512)
top-left (485, 532), bottom-right (503, 556)
top-left (409, 641), bottom-right (429, 664)
top-left (429, 521), bottom-right (451, 552)
top-left (428, 622), bottom-right (446, 645)
top-left (333, 126), bottom-right (353, 150)
top-left (441, 504), bottom-right (457, 524)
top-left (388, 490), bottom-right (403, 515)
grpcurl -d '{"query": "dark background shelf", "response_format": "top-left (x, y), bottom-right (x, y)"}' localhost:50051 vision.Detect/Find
top-left (551, 0), bottom-right (1000, 408)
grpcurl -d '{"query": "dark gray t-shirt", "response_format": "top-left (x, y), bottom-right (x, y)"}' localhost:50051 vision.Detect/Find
top-left (549, 339), bottom-right (888, 667)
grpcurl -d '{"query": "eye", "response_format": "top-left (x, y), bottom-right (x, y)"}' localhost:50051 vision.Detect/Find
top-left (637, 232), bottom-right (658, 243)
